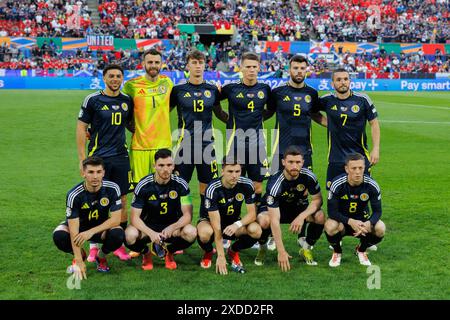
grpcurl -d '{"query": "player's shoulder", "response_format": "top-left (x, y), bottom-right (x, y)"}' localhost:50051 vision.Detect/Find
top-left (159, 74), bottom-right (174, 85)
top-left (205, 178), bottom-right (223, 197)
top-left (319, 91), bottom-right (335, 101)
top-left (102, 180), bottom-right (121, 196)
top-left (238, 176), bottom-right (254, 190)
top-left (267, 171), bottom-right (286, 194)
top-left (171, 174), bottom-right (189, 191)
top-left (66, 182), bottom-right (85, 204)
top-left (125, 75), bottom-right (145, 84)
top-left (67, 182), bottom-right (84, 196)
top-left (304, 83), bottom-right (319, 95)
top-left (300, 167), bottom-right (318, 182)
top-left (329, 173), bottom-right (348, 192)
top-left (119, 91), bottom-right (133, 101)
top-left (352, 91), bottom-right (374, 106)
top-left (256, 80), bottom-right (272, 90)
top-left (135, 174), bottom-right (155, 193)
top-left (272, 81), bottom-right (288, 92)
top-left (222, 79), bottom-right (241, 88)
top-left (174, 79), bottom-right (188, 86)
top-left (82, 90), bottom-right (102, 107)
top-left (363, 175), bottom-right (381, 193)
top-left (204, 80), bottom-right (221, 91)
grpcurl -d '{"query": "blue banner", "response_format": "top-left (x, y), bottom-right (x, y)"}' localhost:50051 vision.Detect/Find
top-left (1, 77), bottom-right (449, 91)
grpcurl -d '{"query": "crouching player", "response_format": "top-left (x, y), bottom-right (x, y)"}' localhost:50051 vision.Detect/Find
top-left (325, 153), bottom-right (386, 267)
top-left (52, 156), bottom-right (125, 280)
top-left (125, 149), bottom-right (197, 270)
top-left (254, 146), bottom-right (325, 271)
top-left (197, 156), bottom-right (262, 275)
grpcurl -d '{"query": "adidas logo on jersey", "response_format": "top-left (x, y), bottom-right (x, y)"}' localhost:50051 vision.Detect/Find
top-left (236, 93), bottom-right (244, 98)
top-left (341, 195), bottom-right (349, 200)
top-left (82, 203), bottom-right (90, 209)
top-left (101, 105), bottom-right (109, 111)
top-left (184, 92), bottom-right (192, 98)
top-left (148, 194), bottom-right (157, 200)
top-left (219, 198), bottom-right (226, 204)
top-left (138, 89), bottom-right (146, 95)
top-left (283, 96), bottom-right (290, 101)
top-left (331, 105), bottom-right (338, 111)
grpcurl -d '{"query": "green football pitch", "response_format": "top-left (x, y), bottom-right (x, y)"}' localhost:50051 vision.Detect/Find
top-left (0, 90), bottom-right (448, 300)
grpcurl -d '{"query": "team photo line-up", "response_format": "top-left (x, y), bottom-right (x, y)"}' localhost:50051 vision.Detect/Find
top-left (53, 48), bottom-right (385, 280)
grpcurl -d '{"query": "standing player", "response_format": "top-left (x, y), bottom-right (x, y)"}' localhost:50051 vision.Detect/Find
top-left (319, 68), bottom-right (380, 190)
top-left (125, 149), bottom-right (197, 270)
top-left (52, 157), bottom-right (125, 280)
top-left (265, 55), bottom-right (326, 247)
top-left (254, 146), bottom-right (325, 270)
top-left (197, 156), bottom-right (262, 275)
top-left (123, 49), bottom-right (174, 185)
top-left (220, 52), bottom-right (273, 208)
top-left (325, 153), bottom-right (385, 267)
top-left (76, 64), bottom-right (133, 262)
top-left (269, 55), bottom-right (325, 171)
top-left (170, 49), bottom-right (228, 221)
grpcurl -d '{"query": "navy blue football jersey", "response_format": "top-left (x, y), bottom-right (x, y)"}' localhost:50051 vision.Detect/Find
top-left (220, 81), bottom-right (272, 142)
top-left (271, 83), bottom-right (320, 157)
top-left (204, 176), bottom-right (256, 226)
top-left (170, 80), bottom-right (221, 144)
top-left (132, 174), bottom-right (190, 226)
top-left (319, 91), bottom-right (377, 164)
top-left (65, 180), bottom-right (122, 231)
top-left (264, 168), bottom-right (321, 209)
top-left (78, 90), bottom-right (133, 158)
top-left (328, 174), bottom-right (382, 225)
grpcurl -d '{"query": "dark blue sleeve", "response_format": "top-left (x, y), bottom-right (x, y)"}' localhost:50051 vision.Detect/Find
top-left (369, 186), bottom-right (382, 225)
top-left (205, 187), bottom-right (219, 212)
top-left (244, 183), bottom-right (256, 205)
top-left (131, 186), bottom-right (146, 209)
top-left (66, 193), bottom-right (80, 220)
top-left (327, 190), bottom-right (349, 224)
top-left (78, 95), bottom-right (95, 124)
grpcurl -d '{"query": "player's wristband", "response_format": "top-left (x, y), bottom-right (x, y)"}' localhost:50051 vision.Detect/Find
top-left (234, 221), bottom-right (243, 228)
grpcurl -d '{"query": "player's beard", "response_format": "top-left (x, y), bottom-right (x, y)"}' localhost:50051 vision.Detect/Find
top-left (106, 83), bottom-right (120, 93)
top-left (146, 66), bottom-right (160, 78)
top-left (290, 74), bottom-right (305, 85)
top-left (287, 169), bottom-right (300, 179)
top-left (336, 85), bottom-right (350, 94)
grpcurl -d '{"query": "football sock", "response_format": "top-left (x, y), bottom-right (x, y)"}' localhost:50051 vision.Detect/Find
top-left (326, 232), bottom-right (343, 253)
top-left (258, 228), bottom-right (271, 245)
top-left (231, 235), bottom-right (258, 252)
top-left (197, 235), bottom-right (214, 253)
top-left (359, 234), bottom-right (383, 252)
top-left (167, 237), bottom-right (194, 253)
top-left (101, 228), bottom-right (125, 255)
top-left (305, 223), bottom-right (324, 247)
top-left (53, 230), bottom-right (72, 253)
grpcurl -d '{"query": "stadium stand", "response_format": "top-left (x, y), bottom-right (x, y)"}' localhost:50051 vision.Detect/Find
top-left (0, 0), bottom-right (449, 75)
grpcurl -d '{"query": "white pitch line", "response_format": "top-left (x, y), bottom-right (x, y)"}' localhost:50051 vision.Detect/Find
top-left (380, 101), bottom-right (450, 111)
top-left (380, 120), bottom-right (450, 125)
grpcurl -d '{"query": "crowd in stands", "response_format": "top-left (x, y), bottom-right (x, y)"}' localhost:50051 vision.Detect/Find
top-left (0, 0), bottom-right (92, 38)
top-left (0, 0), bottom-right (449, 76)
top-left (0, 0), bottom-right (448, 43)
top-left (299, 0), bottom-right (450, 43)
top-left (1, 37), bottom-right (448, 77)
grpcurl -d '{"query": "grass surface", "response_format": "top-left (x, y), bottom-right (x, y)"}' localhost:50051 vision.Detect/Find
top-left (0, 90), bottom-right (449, 300)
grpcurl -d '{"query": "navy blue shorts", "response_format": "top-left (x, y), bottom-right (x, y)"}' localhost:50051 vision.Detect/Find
top-left (227, 140), bottom-right (270, 182)
top-left (175, 143), bottom-right (219, 184)
top-left (257, 203), bottom-right (308, 224)
top-left (103, 155), bottom-right (132, 195)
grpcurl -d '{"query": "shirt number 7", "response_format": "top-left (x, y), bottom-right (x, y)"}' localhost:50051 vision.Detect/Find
top-left (340, 114), bottom-right (348, 126)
